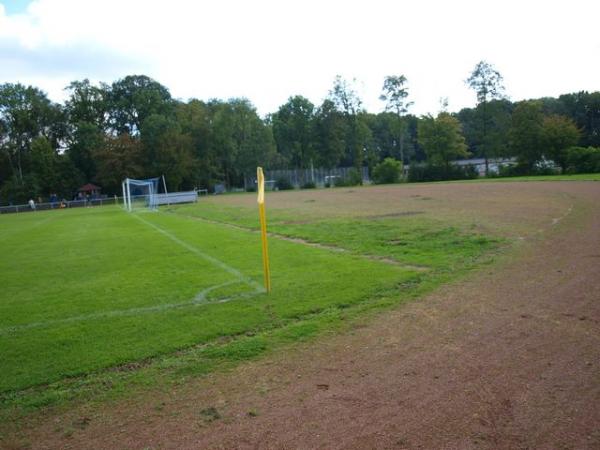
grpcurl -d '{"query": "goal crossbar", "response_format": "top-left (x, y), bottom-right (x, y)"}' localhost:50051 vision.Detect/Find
top-left (122, 177), bottom-right (161, 212)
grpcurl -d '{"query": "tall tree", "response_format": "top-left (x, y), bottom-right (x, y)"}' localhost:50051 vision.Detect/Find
top-left (0, 83), bottom-right (64, 184)
top-left (64, 79), bottom-right (110, 185)
top-left (466, 61), bottom-right (506, 174)
top-left (313, 99), bottom-right (346, 169)
top-left (328, 76), bottom-right (366, 169)
top-left (541, 115), bottom-right (581, 172)
top-left (94, 134), bottom-right (144, 194)
top-left (379, 75), bottom-right (413, 164)
top-left (271, 96), bottom-right (316, 169)
top-left (417, 113), bottom-right (469, 170)
top-left (329, 75), bottom-right (362, 115)
top-left (66, 122), bottom-right (103, 182)
top-left (208, 99), bottom-right (275, 188)
top-left (107, 75), bottom-right (173, 135)
top-left (30, 136), bottom-right (60, 195)
top-left (175, 99), bottom-right (217, 189)
top-left (140, 114), bottom-right (195, 190)
top-left (558, 91), bottom-right (600, 147)
top-left (30, 136), bottom-right (82, 198)
top-left (509, 100), bottom-right (544, 171)
top-left (64, 79), bottom-right (109, 129)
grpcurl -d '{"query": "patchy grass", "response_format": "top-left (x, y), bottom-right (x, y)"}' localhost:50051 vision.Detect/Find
top-left (0, 188), bottom-right (503, 422)
top-left (461, 173), bottom-right (600, 183)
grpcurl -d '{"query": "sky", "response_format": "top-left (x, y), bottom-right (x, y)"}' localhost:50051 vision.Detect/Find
top-left (1, 0), bottom-right (599, 117)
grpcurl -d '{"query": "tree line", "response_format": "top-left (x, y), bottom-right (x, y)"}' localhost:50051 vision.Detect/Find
top-left (1, 62), bottom-right (599, 203)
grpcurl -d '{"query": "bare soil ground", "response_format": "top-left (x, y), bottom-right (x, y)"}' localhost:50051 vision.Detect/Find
top-left (6, 182), bottom-right (600, 449)
top-left (210, 181), bottom-right (576, 237)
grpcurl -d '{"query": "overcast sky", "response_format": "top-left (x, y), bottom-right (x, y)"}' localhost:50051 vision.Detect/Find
top-left (1, 0), bottom-right (599, 117)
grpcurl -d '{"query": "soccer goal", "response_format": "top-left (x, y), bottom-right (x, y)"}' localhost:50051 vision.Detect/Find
top-left (122, 177), bottom-right (161, 212)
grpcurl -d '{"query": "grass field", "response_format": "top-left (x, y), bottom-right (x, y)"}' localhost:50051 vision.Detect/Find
top-left (0, 185), bottom-right (515, 417)
top-left (459, 173), bottom-right (600, 182)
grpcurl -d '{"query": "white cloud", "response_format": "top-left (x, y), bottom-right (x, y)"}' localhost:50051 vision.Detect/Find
top-left (0, 0), bottom-right (599, 115)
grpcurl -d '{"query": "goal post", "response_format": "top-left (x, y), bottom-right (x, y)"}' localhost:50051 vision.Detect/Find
top-left (122, 177), bottom-right (161, 212)
top-left (122, 176), bottom-right (200, 212)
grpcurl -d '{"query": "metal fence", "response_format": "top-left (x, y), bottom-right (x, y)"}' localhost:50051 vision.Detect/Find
top-left (0, 191), bottom-right (206, 215)
top-left (0, 196), bottom-right (123, 214)
top-left (155, 191), bottom-right (198, 205)
top-left (244, 166), bottom-right (370, 190)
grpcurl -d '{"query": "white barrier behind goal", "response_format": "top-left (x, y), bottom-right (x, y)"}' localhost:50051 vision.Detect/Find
top-left (155, 191), bottom-right (198, 205)
top-left (122, 177), bottom-right (200, 211)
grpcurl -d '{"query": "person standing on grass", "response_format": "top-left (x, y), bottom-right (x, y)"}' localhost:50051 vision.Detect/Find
top-left (28, 198), bottom-right (36, 210)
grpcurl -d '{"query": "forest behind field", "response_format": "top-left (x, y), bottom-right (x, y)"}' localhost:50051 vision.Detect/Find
top-left (1, 64), bottom-right (599, 203)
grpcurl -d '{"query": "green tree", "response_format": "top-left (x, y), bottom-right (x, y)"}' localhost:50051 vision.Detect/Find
top-left (509, 100), bottom-right (544, 171)
top-left (466, 61), bottom-right (506, 174)
top-left (0, 83), bottom-right (65, 187)
top-left (557, 91), bottom-right (600, 147)
top-left (541, 115), bottom-right (581, 172)
top-left (94, 134), bottom-right (144, 194)
top-left (54, 156), bottom-right (84, 199)
top-left (457, 99), bottom-right (512, 160)
top-left (0, 173), bottom-right (40, 204)
top-left (63, 79), bottom-right (110, 185)
top-left (372, 157), bottom-right (403, 184)
top-left (64, 79), bottom-right (109, 129)
top-left (107, 75), bottom-right (173, 135)
top-left (208, 99), bottom-right (275, 188)
top-left (379, 75), bottom-right (413, 164)
top-left (30, 136), bottom-right (59, 196)
top-left (66, 122), bottom-right (103, 181)
top-left (417, 113), bottom-right (469, 170)
top-left (328, 76), bottom-right (365, 169)
top-left (175, 99), bottom-right (217, 189)
top-left (313, 99), bottom-right (346, 169)
top-left (140, 114), bottom-right (195, 190)
top-left (271, 96), bottom-right (316, 169)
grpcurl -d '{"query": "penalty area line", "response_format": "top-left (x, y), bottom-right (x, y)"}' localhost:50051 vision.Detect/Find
top-left (0, 280), bottom-right (261, 336)
top-left (131, 213), bottom-right (264, 293)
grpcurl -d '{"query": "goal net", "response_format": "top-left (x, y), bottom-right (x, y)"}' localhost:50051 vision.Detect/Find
top-left (122, 177), bottom-right (161, 212)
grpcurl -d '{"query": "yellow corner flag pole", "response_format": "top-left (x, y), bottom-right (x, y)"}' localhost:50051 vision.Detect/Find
top-left (257, 167), bottom-right (271, 293)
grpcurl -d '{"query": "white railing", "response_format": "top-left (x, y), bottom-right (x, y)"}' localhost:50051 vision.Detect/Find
top-left (0, 196), bottom-right (121, 214)
top-left (154, 191), bottom-right (198, 205)
top-left (1, 191), bottom-right (202, 215)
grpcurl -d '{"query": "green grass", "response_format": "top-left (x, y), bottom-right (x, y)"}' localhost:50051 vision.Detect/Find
top-left (459, 173), bottom-right (600, 183)
top-left (170, 204), bottom-right (498, 269)
top-left (0, 199), bottom-right (502, 418)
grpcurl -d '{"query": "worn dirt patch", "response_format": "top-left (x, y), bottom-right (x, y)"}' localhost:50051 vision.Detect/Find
top-left (366, 211), bottom-right (425, 219)
top-left (5, 182), bottom-right (600, 449)
top-left (206, 181), bottom-right (578, 238)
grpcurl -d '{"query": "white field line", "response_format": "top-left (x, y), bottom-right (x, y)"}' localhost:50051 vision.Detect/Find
top-left (132, 213), bottom-right (264, 293)
top-left (0, 213), bottom-right (58, 243)
top-left (0, 280), bottom-right (261, 336)
top-left (551, 205), bottom-right (573, 226)
top-left (164, 210), bottom-right (430, 272)
top-left (1, 213), bottom-right (266, 336)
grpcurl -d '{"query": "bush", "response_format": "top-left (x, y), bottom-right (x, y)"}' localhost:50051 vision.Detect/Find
top-left (0, 174), bottom-right (41, 205)
top-left (497, 162), bottom-right (559, 177)
top-left (407, 164), bottom-right (478, 182)
top-left (336, 168), bottom-right (363, 187)
top-left (497, 164), bottom-right (530, 177)
top-left (301, 181), bottom-right (316, 189)
top-left (372, 158), bottom-right (403, 184)
top-left (533, 165), bottom-right (560, 176)
top-left (275, 177), bottom-right (294, 190)
top-left (566, 146), bottom-right (600, 173)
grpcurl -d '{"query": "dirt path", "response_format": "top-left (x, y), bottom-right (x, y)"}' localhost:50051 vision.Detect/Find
top-left (14, 183), bottom-right (600, 449)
